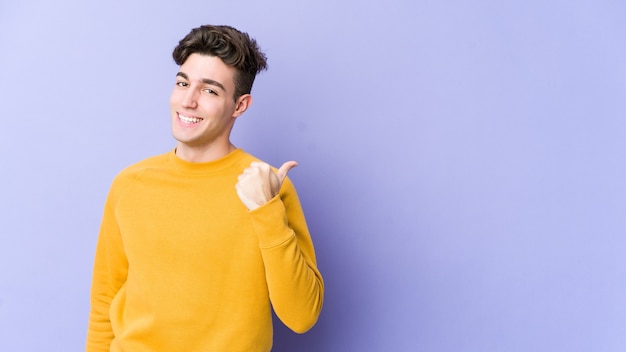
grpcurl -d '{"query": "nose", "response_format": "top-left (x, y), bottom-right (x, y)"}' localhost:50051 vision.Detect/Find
top-left (181, 88), bottom-right (198, 109)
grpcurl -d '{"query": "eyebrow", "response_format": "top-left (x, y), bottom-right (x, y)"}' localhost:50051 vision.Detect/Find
top-left (176, 72), bottom-right (226, 92)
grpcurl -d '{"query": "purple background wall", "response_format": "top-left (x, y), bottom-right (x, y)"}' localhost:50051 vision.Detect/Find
top-left (1, 1), bottom-right (625, 351)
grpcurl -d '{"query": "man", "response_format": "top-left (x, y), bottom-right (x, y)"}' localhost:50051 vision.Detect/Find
top-left (86, 25), bottom-right (324, 351)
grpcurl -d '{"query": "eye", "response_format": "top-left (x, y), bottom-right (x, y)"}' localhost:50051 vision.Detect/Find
top-left (176, 81), bottom-right (188, 87)
top-left (203, 88), bottom-right (218, 95)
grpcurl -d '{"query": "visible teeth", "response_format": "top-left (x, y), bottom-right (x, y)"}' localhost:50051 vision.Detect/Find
top-left (179, 114), bottom-right (202, 124)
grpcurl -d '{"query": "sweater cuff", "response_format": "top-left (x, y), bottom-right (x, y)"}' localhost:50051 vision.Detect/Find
top-left (249, 195), bottom-right (293, 248)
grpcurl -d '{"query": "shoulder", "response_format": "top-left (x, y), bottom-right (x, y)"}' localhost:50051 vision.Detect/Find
top-left (109, 151), bottom-right (171, 191)
top-left (233, 149), bottom-right (262, 171)
top-left (118, 153), bottom-right (169, 178)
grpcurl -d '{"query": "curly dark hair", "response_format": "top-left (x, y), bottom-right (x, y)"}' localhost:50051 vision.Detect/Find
top-left (172, 25), bottom-right (268, 101)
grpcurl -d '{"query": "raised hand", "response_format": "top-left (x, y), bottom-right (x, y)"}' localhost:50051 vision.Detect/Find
top-left (235, 161), bottom-right (298, 210)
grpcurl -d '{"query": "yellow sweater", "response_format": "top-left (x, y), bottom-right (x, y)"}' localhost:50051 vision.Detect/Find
top-left (86, 149), bottom-right (324, 352)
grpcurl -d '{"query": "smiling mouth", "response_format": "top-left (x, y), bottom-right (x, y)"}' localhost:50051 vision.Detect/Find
top-left (178, 113), bottom-right (204, 125)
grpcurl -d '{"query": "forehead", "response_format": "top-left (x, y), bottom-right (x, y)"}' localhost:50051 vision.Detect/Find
top-left (179, 53), bottom-right (236, 89)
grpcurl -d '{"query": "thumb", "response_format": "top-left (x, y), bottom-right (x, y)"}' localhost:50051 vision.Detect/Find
top-left (276, 161), bottom-right (298, 183)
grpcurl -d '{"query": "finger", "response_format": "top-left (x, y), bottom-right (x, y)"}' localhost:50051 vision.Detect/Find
top-left (276, 161), bottom-right (298, 183)
top-left (250, 161), bottom-right (269, 170)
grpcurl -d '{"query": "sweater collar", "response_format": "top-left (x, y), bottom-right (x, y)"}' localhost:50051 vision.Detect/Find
top-left (167, 148), bottom-right (245, 174)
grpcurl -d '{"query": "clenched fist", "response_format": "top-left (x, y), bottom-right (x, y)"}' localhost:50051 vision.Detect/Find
top-left (235, 161), bottom-right (298, 210)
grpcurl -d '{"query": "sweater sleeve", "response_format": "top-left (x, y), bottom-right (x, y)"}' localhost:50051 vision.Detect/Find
top-left (86, 181), bottom-right (129, 352)
top-left (249, 177), bottom-right (324, 333)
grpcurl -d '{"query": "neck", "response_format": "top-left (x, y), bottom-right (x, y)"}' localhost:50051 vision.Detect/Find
top-left (175, 142), bottom-right (236, 163)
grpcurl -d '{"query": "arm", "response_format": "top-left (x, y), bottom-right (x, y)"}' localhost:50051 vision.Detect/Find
top-left (86, 186), bottom-right (128, 351)
top-left (236, 162), bottom-right (324, 333)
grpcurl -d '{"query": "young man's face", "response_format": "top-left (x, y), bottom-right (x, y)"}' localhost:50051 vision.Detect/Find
top-left (170, 53), bottom-right (248, 155)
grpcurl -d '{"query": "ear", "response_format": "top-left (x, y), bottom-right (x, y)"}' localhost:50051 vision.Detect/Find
top-left (232, 94), bottom-right (252, 118)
